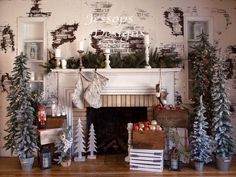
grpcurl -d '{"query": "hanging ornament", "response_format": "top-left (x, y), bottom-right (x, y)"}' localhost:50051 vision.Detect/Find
top-left (160, 89), bottom-right (168, 106)
top-left (156, 83), bottom-right (161, 98)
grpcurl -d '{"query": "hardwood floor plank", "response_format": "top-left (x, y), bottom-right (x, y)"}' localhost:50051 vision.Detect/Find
top-left (0, 155), bottom-right (235, 177)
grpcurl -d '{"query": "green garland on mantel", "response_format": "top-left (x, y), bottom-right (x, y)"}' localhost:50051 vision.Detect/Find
top-left (149, 48), bottom-right (182, 68)
top-left (110, 51), bottom-right (146, 68)
top-left (42, 49), bottom-right (182, 72)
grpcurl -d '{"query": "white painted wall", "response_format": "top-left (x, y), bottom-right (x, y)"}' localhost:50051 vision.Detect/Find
top-left (0, 0), bottom-right (236, 156)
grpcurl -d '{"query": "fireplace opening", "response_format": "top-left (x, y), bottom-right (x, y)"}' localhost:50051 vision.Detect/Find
top-left (87, 107), bottom-right (147, 155)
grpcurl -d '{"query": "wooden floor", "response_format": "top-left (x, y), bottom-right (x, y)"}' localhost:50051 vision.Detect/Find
top-left (0, 155), bottom-right (236, 177)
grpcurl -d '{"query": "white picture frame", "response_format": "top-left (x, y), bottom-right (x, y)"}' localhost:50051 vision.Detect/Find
top-left (38, 128), bottom-right (63, 145)
top-left (193, 22), bottom-right (206, 40)
top-left (25, 42), bottom-right (38, 60)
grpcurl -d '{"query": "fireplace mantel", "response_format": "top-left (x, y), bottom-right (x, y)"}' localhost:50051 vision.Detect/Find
top-left (52, 68), bottom-right (181, 73)
top-left (49, 68), bottom-right (181, 127)
top-left (52, 68), bottom-right (181, 103)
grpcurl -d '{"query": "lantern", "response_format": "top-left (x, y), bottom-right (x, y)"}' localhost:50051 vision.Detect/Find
top-left (169, 147), bottom-right (180, 171)
top-left (38, 105), bottom-right (46, 129)
top-left (40, 146), bottom-right (51, 169)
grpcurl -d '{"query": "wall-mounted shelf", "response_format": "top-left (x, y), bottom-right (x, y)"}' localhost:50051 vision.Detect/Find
top-left (18, 17), bottom-right (47, 93)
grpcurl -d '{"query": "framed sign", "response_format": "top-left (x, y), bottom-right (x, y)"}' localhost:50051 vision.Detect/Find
top-left (25, 42), bottom-right (39, 60)
top-left (38, 128), bottom-right (63, 145)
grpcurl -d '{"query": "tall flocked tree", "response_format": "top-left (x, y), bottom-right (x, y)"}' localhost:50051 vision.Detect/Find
top-left (190, 95), bottom-right (212, 164)
top-left (4, 53), bottom-right (38, 158)
top-left (189, 32), bottom-right (217, 131)
top-left (211, 54), bottom-right (235, 158)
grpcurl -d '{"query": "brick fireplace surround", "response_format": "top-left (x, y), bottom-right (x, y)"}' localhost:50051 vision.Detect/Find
top-left (50, 68), bottom-right (181, 136)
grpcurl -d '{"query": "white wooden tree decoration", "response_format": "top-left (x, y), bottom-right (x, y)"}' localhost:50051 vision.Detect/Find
top-left (74, 118), bottom-right (86, 161)
top-left (87, 123), bottom-right (97, 159)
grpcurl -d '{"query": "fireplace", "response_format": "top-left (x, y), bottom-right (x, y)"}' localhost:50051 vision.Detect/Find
top-left (87, 107), bottom-right (147, 154)
top-left (47, 68), bottom-right (181, 155)
top-left (72, 94), bottom-right (156, 155)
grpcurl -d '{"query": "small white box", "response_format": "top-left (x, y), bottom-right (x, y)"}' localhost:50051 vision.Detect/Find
top-left (38, 128), bottom-right (63, 145)
top-left (130, 149), bottom-right (164, 172)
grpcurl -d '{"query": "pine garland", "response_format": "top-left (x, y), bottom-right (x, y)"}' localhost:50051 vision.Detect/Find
top-left (4, 53), bottom-right (38, 158)
top-left (110, 51), bottom-right (146, 68)
top-left (149, 48), bottom-right (181, 68)
top-left (82, 51), bottom-right (106, 68)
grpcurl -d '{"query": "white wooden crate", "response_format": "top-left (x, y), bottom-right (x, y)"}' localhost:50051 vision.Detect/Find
top-left (130, 149), bottom-right (164, 172)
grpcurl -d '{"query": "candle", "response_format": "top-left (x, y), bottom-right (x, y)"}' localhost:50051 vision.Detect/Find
top-left (144, 34), bottom-right (150, 45)
top-left (127, 123), bottom-right (133, 130)
top-left (61, 59), bottom-right (67, 69)
top-left (104, 48), bottom-right (110, 54)
top-left (55, 48), bottom-right (61, 58)
top-left (79, 41), bottom-right (84, 51)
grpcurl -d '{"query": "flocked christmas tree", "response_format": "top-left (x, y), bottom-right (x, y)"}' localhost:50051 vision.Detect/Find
top-left (87, 123), bottom-right (97, 159)
top-left (74, 118), bottom-right (86, 161)
top-left (189, 32), bottom-right (216, 106)
top-left (211, 54), bottom-right (235, 159)
top-left (189, 32), bottom-right (217, 130)
top-left (190, 95), bottom-right (212, 164)
top-left (4, 53), bottom-right (38, 158)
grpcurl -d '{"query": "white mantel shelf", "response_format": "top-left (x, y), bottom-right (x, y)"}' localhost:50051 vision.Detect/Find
top-left (53, 68), bottom-right (181, 105)
top-left (52, 68), bottom-right (181, 73)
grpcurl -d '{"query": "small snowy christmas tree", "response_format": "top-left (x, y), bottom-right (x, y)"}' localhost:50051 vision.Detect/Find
top-left (190, 95), bottom-right (212, 164)
top-left (74, 118), bottom-right (86, 161)
top-left (87, 123), bottom-right (97, 159)
top-left (211, 56), bottom-right (235, 159)
top-left (4, 53), bottom-right (38, 159)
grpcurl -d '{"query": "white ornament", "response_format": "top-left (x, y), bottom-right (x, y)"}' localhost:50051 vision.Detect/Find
top-left (87, 123), bottom-right (97, 159)
top-left (74, 118), bottom-right (86, 161)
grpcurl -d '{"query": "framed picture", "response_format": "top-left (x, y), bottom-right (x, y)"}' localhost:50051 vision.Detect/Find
top-left (25, 42), bottom-right (39, 60)
top-left (193, 22), bottom-right (206, 40)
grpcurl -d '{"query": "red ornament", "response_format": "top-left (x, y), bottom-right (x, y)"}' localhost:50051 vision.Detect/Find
top-left (144, 121), bottom-right (150, 127)
top-left (38, 105), bottom-right (46, 129)
top-left (156, 104), bottom-right (162, 110)
top-left (133, 124), bottom-right (139, 131)
top-left (143, 126), bottom-right (150, 131)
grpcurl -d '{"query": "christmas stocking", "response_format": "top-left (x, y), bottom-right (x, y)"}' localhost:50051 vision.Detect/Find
top-left (72, 73), bottom-right (91, 109)
top-left (84, 72), bottom-right (108, 108)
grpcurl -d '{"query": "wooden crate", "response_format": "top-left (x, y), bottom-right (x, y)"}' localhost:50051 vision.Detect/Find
top-left (132, 131), bottom-right (165, 149)
top-left (130, 149), bottom-right (164, 172)
top-left (155, 109), bottom-right (189, 128)
top-left (46, 115), bottom-right (66, 129)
